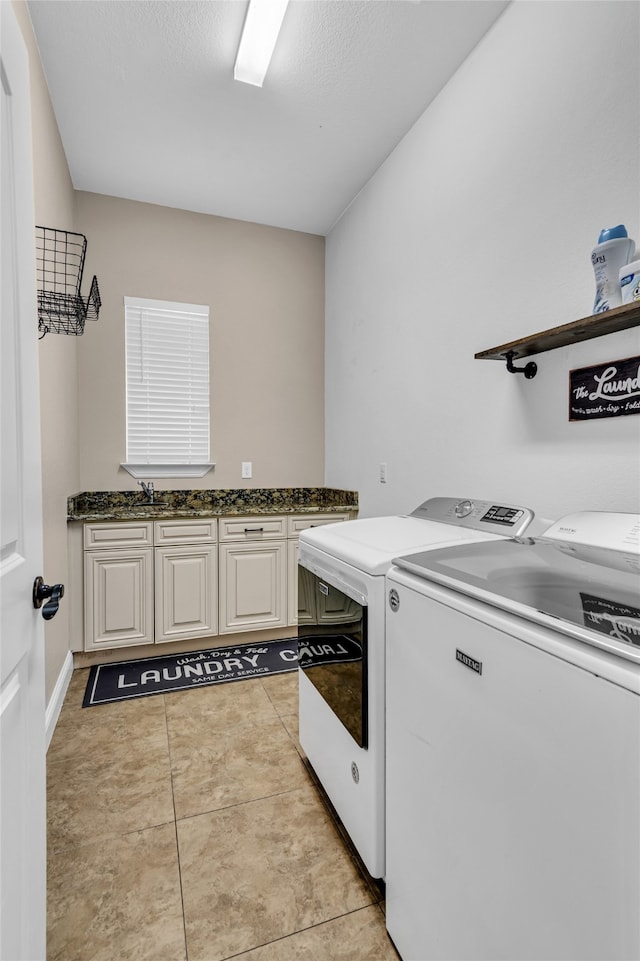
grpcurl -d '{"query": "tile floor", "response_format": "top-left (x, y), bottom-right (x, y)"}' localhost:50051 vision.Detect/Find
top-left (47, 667), bottom-right (401, 961)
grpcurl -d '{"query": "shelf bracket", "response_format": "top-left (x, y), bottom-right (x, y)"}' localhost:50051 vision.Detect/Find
top-left (504, 350), bottom-right (537, 379)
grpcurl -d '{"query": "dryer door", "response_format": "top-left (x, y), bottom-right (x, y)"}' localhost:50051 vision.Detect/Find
top-left (297, 566), bottom-right (368, 747)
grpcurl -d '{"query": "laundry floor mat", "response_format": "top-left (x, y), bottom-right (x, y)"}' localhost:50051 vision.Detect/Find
top-left (82, 639), bottom-right (298, 707)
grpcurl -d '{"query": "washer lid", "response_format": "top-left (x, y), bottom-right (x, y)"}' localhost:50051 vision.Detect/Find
top-left (392, 513), bottom-right (640, 663)
top-left (299, 498), bottom-right (534, 576)
top-left (300, 515), bottom-right (510, 576)
top-left (542, 510), bottom-right (640, 563)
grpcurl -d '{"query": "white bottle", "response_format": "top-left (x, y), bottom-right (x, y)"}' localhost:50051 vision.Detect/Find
top-left (591, 225), bottom-right (635, 313)
top-left (619, 259), bottom-right (640, 304)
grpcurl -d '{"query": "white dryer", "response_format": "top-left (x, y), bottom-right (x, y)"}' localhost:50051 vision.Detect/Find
top-left (385, 511), bottom-right (640, 960)
top-left (297, 496), bottom-right (534, 878)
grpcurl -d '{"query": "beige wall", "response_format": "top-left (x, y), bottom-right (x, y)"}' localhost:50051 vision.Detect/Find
top-left (13, 1), bottom-right (79, 701)
top-left (14, 2), bottom-right (326, 703)
top-left (75, 192), bottom-right (325, 491)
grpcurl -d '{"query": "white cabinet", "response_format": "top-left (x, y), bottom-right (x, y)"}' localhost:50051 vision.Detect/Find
top-left (84, 519), bottom-right (217, 651)
top-left (218, 517), bottom-right (287, 634)
top-left (83, 523), bottom-right (154, 651)
top-left (153, 518), bottom-right (218, 644)
top-left (83, 511), bottom-right (354, 651)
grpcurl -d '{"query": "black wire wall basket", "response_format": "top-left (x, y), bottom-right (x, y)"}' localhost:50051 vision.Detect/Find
top-left (36, 226), bottom-right (101, 337)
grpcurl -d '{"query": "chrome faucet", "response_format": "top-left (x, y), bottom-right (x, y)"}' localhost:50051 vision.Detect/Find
top-left (138, 480), bottom-right (155, 504)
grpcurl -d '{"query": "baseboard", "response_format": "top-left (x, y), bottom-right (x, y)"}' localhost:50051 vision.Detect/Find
top-left (45, 650), bottom-right (73, 750)
top-left (73, 627), bottom-right (298, 669)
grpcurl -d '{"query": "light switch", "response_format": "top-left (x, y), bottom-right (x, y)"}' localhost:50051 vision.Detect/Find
top-left (242, 462), bottom-right (252, 479)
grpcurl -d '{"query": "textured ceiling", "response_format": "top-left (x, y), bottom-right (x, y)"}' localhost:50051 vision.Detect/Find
top-left (27, 0), bottom-right (509, 235)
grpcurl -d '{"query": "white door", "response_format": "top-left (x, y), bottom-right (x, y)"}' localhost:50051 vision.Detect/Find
top-left (1, 4), bottom-right (47, 959)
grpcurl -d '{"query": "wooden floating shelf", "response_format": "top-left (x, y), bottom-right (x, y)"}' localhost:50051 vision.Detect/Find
top-left (475, 301), bottom-right (640, 362)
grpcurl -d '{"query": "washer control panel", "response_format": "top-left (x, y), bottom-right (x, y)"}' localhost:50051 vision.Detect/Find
top-left (410, 497), bottom-right (534, 538)
top-left (480, 504), bottom-right (528, 527)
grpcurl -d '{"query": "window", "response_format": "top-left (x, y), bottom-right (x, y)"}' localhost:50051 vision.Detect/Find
top-left (123, 296), bottom-right (213, 478)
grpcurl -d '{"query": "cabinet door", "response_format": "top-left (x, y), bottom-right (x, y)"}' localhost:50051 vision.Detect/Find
top-left (155, 545), bottom-right (217, 644)
top-left (219, 542), bottom-right (287, 634)
top-left (84, 548), bottom-right (153, 651)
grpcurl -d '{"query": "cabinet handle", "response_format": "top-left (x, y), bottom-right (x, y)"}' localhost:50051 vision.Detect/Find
top-left (244, 527), bottom-right (264, 534)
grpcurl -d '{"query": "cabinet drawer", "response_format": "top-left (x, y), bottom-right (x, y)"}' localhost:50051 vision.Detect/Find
top-left (154, 518), bottom-right (217, 545)
top-left (219, 516), bottom-right (286, 541)
top-left (287, 514), bottom-right (350, 537)
top-left (84, 522), bottom-right (153, 550)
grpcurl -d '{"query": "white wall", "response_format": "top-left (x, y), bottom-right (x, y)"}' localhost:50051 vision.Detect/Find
top-left (325, 0), bottom-right (640, 523)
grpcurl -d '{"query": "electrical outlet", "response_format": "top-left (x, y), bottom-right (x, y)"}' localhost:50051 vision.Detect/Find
top-left (379, 462), bottom-right (387, 484)
top-left (241, 461), bottom-right (252, 479)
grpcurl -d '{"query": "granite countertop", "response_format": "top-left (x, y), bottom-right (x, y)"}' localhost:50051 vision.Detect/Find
top-left (67, 488), bottom-right (359, 522)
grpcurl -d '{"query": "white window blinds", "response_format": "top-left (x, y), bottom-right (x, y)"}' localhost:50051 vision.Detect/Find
top-left (125, 297), bottom-right (210, 467)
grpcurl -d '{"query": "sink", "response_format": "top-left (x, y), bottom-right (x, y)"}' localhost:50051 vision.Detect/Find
top-left (76, 502), bottom-right (186, 521)
top-left (127, 502), bottom-right (172, 512)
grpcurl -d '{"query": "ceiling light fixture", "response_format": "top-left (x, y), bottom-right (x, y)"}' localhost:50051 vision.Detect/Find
top-left (234, 0), bottom-right (290, 87)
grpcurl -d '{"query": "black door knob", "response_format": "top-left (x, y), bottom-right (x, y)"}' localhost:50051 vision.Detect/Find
top-left (33, 576), bottom-right (65, 620)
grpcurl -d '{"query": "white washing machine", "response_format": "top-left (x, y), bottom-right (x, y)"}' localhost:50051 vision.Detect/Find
top-left (385, 511), bottom-right (640, 961)
top-left (297, 496), bottom-right (534, 879)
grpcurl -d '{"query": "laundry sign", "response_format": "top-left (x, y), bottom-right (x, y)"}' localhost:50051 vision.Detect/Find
top-left (581, 593), bottom-right (640, 647)
top-left (570, 354), bottom-right (640, 421)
